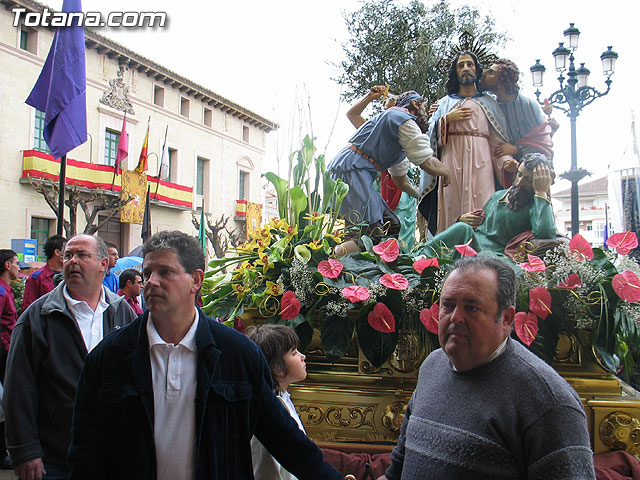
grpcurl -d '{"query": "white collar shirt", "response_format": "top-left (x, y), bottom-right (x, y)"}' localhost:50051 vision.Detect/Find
top-left (147, 309), bottom-right (199, 480)
top-left (63, 285), bottom-right (108, 352)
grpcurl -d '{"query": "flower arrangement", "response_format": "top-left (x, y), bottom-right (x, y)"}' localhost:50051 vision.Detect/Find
top-left (201, 137), bottom-right (640, 375)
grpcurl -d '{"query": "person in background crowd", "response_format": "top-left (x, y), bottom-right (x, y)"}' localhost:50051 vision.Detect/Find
top-left (116, 268), bottom-right (144, 316)
top-left (22, 235), bottom-right (66, 312)
top-left (4, 235), bottom-right (136, 480)
top-left (101, 242), bottom-right (119, 293)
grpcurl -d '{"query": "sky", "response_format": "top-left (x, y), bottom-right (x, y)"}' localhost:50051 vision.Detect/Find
top-left (75, 0), bottom-right (638, 192)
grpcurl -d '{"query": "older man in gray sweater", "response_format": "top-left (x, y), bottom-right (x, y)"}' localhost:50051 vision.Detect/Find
top-left (383, 256), bottom-right (595, 479)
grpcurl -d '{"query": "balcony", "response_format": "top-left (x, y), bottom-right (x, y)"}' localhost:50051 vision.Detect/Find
top-left (21, 150), bottom-right (193, 209)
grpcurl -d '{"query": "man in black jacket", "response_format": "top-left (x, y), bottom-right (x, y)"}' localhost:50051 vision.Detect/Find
top-left (68, 230), bottom-right (344, 480)
top-left (3, 234), bottom-right (137, 480)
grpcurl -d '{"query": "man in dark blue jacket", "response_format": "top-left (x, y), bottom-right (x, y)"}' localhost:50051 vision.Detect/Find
top-left (69, 230), bottom-right (343, 480)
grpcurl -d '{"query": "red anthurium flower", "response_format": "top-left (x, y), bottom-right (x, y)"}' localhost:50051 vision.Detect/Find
top-left (413, 257), bottom-right (439, 274)
top-left (342, 286), bottom-right (370, 303)
top-left (558, 273), bottom-right (582, 290)
top-left (520, 254), bottom-right (546, 273)
top-left (455, 239), bottom-right (477, 257)
top-left (317, 259), bottom-right (343, 279)
top-left (372, 239), bottom-right (400, 263)
top-left (379, 273), bottom-right (409, 291)
top-left (612, 270), bottom-right (640, 303)
top-left (514, 312), bottom-right (538, 346)
top-left (529, 287), bottom-right (552, 320)
top-left (569, 234), bottom-right (593, 260)
top-left (419, 304), bottom-right (439, 334)
top-left (607, 232), bottom-right (639, 256)
top-left (367, 303), bottom-right (396, 333)
top-left (280, 291), bottom-right (301, 320)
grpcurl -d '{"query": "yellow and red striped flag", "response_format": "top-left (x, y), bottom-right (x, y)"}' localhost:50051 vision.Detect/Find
top-left (135, 120), bottom-right (149, 173)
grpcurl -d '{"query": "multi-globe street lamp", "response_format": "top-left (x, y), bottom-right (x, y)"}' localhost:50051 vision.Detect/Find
top-left (530, 23), bottom-right (618, 236)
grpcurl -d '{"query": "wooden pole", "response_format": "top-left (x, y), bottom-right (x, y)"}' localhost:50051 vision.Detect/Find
top-left (57, 154), bottom-right (67, 235)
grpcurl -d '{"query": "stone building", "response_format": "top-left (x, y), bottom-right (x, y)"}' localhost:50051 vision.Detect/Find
top-left (0, 0), bottom-right (276, 258)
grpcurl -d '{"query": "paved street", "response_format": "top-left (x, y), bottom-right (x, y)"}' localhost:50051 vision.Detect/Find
top-left (0, 470), bottom-right (15, 479)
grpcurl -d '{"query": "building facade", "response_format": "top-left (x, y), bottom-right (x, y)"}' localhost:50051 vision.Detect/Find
top-left (0, 0), bottom-right (275, 258)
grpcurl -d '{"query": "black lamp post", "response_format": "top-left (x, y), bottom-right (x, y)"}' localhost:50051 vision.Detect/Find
top-left (530, 23), bottom-right (618, 237)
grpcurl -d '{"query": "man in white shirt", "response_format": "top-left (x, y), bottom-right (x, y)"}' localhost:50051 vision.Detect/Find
top-left (3, 234), bottom-right (136, 480)
top-left (69, 230), bottom-right (345, 480)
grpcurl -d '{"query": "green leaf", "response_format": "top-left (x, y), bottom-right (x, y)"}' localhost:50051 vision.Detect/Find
top-left (356, 303), bottom-right (398, 367)
top-left (320, 312), bottom-right (355, 363)
top-left (264, 172), bottom-right (290, 220)
top-left (289, 185), bottom-right (308, 225)
top-left (296, 321), bottom-right (314, 352)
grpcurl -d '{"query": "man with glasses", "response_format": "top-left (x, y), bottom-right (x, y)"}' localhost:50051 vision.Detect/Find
top-left (3, 234), bottom-right (136, 480)
top-left (116, 268), bottom-right (144, 315)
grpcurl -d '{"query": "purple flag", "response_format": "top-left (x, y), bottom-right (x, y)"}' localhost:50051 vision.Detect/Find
top-left (26, 0), bottom-right (87, 159)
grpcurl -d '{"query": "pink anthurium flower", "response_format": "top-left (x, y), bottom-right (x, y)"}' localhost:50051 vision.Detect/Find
top-left (367, 303), bottom-right (396, 333)
top-left (379, 273), bottom-right (409, 291)
top-left (372, 239), bottom-right (400, 263)
top-left (612, 270), bottom-right (640, 303)
top-left (520, 254), bottom-right (546, 273)
top-left (607, 232), bottom-right (638, 256)
top-left (419, 304), bottom-right (439, 334)
top-left (342, 286), bottom-right (370, 303)
top-left (529, 287), bottom-right (552, 320)
top-left (569, 234), bottom-right (593, 261)
top-left (413, 257), bottom-right (439, 274)
top-left (317, 258), bottom-right (343, 279)
top-left (280, 291), bottom-right (301, 320)
top-left (514, 312), bottom-right (538, 346)
top-left (455, 239), bottom-right (477, 257)
top-left (558, 273), bottom-right (582, 290)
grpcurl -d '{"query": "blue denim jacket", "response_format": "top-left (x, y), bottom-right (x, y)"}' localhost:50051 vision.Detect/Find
top-left (69, 309), bottom-right (341, 480)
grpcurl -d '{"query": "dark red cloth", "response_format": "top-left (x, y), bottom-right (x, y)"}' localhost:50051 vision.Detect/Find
top-left (594, 451), bottom-right (640, 480)
top-left (0, 277), bottom-right (17, 353)
top-left (21, 262), bottom-right (58, 312)
top-left (321, 448), bottom-right (390, 479)
top-left (380, 170), bottom-right (402, 211)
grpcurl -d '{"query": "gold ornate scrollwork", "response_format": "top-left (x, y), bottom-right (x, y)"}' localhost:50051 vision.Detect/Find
top-left (360, 361), bottom-right (393, 376)
top-left (326, 406), bottom-right (375, 429)
top-left (296, 405), bottom-right (325, 426)
top-left (389, 330), bottom-right (426, 373)
top-left (554, 332), bottom-right (579, 363)
top-left (382, 401), bottom-right (407, 434)
top-left (599, 412), bottom-right (640, 457)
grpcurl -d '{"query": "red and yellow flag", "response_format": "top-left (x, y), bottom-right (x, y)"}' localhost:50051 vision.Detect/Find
top-left (134, 122), bottom-right (149, 173)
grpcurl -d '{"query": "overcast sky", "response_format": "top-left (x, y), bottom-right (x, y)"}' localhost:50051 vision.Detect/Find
top-left (74, 0), bottom-right (638, 190)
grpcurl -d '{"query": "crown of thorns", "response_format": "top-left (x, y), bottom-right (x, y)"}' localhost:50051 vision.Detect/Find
top-left (436, 31), bottom-right (499, 75)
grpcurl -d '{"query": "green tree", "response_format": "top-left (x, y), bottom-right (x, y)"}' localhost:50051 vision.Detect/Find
top-left (336, 0), bottom-right (507, 105)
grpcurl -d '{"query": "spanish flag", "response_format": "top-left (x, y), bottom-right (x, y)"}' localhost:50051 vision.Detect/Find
top-left (135, 121), bottom-right (149, 173)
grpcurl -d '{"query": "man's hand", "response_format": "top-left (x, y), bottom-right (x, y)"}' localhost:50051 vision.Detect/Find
top-left (446, 105), bottom-right (473, 123)
top-left (458, 209), bottom-right (485, 227)
top-left (368, 85), bottom-right (387, 100)
top-left (494, 143), bottom-right (518, 157)
top-left (533, 163), bottom-right (553, 196)
top-left (429, 101), bottom-right (439, 116)
top-left (15, 458), bottom-right (46, 480)
top-left (502, 158), bottom-right (519, 173)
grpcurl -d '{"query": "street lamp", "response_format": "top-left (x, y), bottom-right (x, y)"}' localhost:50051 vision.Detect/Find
top-left (530, 23), bottom-right (618, 237)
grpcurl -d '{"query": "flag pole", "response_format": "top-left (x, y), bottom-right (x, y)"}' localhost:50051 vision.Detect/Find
top-left (57, 154), bottom-right (67, 235)
top-left (155, 124), bottom-right (168, 199)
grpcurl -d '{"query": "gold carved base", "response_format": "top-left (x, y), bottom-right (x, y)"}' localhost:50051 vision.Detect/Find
top-left (243, 312), bottom-right (640, 457)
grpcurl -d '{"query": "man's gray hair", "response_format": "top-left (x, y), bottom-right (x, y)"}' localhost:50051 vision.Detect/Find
top-left (444, 256), bottom-right (517, 320)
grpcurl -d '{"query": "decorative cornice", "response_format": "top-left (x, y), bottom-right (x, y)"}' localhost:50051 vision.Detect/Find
top-left (1, 0), bottom-right (278, 132)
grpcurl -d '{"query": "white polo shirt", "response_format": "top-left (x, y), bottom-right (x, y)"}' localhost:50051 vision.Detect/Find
top-left (147, 309), bottom-right (198, 480)
top-left (63, 286), bottom-right (108, 352)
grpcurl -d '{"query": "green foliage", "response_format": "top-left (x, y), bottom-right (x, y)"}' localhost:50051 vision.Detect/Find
top-left (336, 0), bottom-right (507, 105)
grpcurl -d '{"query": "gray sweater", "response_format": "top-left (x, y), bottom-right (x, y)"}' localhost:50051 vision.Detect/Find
top-left (386, 338), bottom-right (595, 479)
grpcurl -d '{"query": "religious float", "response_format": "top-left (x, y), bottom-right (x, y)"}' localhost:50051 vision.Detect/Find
top-left (202, 137), bottom-right (640, 458)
